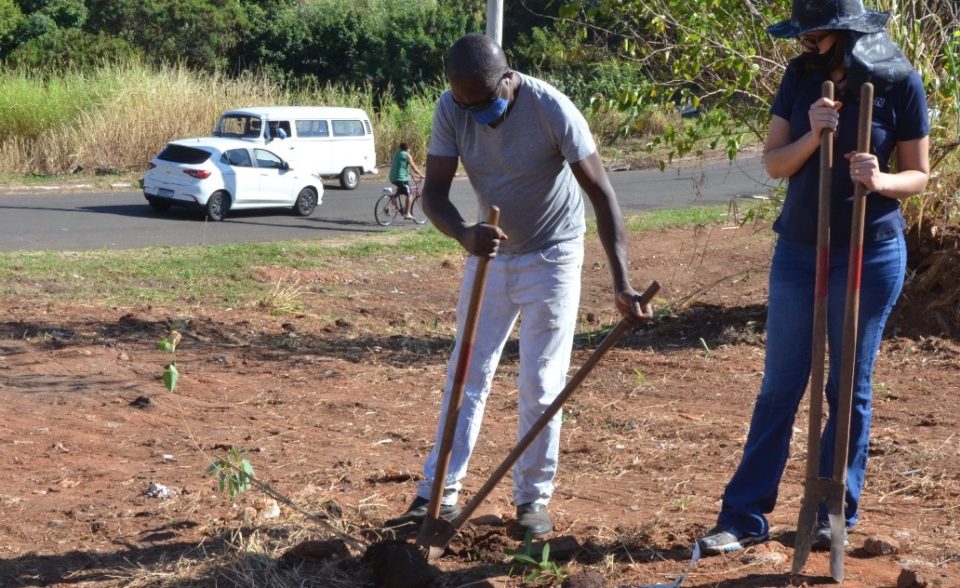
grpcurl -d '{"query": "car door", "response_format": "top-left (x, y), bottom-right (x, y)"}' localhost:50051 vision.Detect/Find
top-left (219, 148), bottom-right (262, 207)
top-left (253, 148), bottom-right (294, 205)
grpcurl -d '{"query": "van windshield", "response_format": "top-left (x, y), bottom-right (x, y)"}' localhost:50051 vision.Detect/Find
top-left (214, 115), bottom-right (263, 139)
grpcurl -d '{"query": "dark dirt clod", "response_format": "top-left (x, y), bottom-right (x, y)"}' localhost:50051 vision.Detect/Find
top-left (562, 570), bottom-right (607, 588)
top-left (282, 539), bottom-right (350, 563)
top-left (362, 540), bottom-right (442, 588)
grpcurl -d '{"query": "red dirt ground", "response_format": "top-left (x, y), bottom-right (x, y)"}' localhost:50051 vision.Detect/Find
top-left (1, 221), bottom-right (958, 587)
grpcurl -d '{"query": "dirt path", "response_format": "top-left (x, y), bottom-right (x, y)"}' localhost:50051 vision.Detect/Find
top-left (1, 222), bottom-right (958, 587)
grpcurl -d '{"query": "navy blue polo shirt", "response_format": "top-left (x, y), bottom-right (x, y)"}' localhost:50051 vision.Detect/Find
top-left (770, 63), bottom-right (929, 246)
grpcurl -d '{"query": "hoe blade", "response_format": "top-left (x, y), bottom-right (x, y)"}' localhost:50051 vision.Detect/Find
top-left (416, 517), bottom-right (457, 562)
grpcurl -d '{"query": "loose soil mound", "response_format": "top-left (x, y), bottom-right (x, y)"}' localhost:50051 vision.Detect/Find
top-left (892, 224), bottom-right (960, 338)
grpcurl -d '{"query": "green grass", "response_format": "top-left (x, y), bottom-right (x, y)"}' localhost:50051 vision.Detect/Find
top-left (623, 205), bottom-right (747, 231)
top-left (0, 209), bottom-right (739, 307)
top-left (0, 71), bottom-right (119, 139)
top-left (0, 227), bottom-right (462, 305)
top-left (582, 203), bottom-right (752, 238)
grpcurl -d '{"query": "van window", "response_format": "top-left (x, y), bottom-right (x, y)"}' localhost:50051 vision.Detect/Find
top-left (216, 115), bottom-right (262, 139)
top-left (158, 144), bottom-right (211, 164)
top-left (270, 121), bottom-right (292, 137)
top-left (296, 119), bottom-right (329, 138)
top-left (332, 119), bottom-right (366, 137)
top-left (221, 149), bottom-right (253, 167)
top-left (254, 149), bottom-right (284, 169)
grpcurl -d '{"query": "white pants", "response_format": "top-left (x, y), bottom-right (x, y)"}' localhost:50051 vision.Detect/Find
top-left (417, 237), bottom-right (584, 507)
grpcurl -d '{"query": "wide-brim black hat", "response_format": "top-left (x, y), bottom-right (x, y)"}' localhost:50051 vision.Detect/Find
top-left (847, 31), bottom-right (915, 87)
top-left (767, 0), bottom-right (890, 38)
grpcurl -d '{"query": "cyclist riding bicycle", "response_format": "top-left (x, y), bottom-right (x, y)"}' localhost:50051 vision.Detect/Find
top-left (388, 142), bottom-right (425, 219)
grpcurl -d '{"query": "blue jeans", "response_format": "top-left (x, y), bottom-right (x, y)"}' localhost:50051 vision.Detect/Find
top-left (717, 233), bottom-right (906, 537)
top-left (418, 238), bottom-right (584, 507)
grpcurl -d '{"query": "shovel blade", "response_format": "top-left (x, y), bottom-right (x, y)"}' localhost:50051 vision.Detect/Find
top-left (828, 511), bottom-right (846, 582)
top-left (791, 501), bottom-right (819, 574)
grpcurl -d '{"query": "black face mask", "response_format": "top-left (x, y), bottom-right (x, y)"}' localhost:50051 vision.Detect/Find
top-left (799, 41), bottom-right (842, 71)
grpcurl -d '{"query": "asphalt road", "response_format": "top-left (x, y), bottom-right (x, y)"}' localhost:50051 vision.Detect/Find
top-left (0, 156), bottom-right (773, 253)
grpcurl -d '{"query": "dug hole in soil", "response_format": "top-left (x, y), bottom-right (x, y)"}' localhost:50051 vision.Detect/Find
top-left (0, 220), bottom-right (958, 587)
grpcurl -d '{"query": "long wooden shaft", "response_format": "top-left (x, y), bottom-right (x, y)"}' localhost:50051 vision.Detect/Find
top-left (834, 82), bottom-right (874, 482)
top-left (805, 80), bottom-right (835, 483)
top-left (420, 206), bottom-right (500, 535)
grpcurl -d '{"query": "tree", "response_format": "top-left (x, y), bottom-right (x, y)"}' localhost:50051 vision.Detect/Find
top-left (84, 0), bottom-right (252, 71)
top-left (7, 27), bottom-right (139, 70)
top-left (557, 0), bottom-right (958, 172)
top-left (234, 0), bottom-right (483, 102)
top-left (0, 0), bottom-right (24, 56)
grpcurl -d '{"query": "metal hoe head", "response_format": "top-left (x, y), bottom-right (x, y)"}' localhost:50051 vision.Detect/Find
top-left (417, 517), bottom-right (457, 561)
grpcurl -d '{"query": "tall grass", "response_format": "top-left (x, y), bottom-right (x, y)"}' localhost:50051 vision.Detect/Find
top-left (0, 63), bottom-right (442, 176)
top-left (0, 61), bottom-right (672, 178)
top-left (0, 64), bottom-right (290, 174)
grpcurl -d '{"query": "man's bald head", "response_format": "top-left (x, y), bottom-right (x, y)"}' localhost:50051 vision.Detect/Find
top-left (446, 33), bottom-right (510, 91)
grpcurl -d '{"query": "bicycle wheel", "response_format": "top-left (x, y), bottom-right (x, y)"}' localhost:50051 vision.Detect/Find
top-left (408, 194), bottom-right (428, 225)
top-left (374, 193), bottom-right (399, 226)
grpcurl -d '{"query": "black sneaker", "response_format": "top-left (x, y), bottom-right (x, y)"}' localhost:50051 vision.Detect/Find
top-left (697, 525), bottom-right (769, 555)
top-left (382, 496), bottom-right (460, 529)
top-left (515, 503), bottom-right (553, 537)
top-left (812, 521), bottom-right (850, 551)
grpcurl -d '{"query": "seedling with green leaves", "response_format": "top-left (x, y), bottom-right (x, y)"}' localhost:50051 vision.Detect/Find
top-left (156, 331), bottom-right (181, 392)
top-left (154, 331), bottom-right (365, 551)
top-left (508, 531), bottom-right (569, 586)
top-left (207, 446), bottom-right (255, 499)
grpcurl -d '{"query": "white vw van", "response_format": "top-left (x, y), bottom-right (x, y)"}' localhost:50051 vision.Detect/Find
top-left (213, 106), bottom-right (377, 189)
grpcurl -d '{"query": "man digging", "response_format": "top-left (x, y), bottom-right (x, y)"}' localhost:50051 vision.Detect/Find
top-left (384, 33), bottom-right (653, 538)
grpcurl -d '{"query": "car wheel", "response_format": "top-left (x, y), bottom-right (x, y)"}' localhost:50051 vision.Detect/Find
top-left (339, 167), bottom-right (360, 190)
top-left (293, 187), bottom-right (318, 216)
top-left (146, 197), bottom-right (171, 212)
top-left (206, 191), bottom-right (228, 221)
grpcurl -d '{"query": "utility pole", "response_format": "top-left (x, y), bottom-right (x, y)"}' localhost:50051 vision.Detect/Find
top-left (486, 0), bottom-right (503, 45)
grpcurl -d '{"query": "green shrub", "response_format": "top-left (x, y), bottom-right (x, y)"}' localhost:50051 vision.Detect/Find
top-left (7, 29), bottom-right (138, 71)
top-left (0, 0), bottom-right (24, 55)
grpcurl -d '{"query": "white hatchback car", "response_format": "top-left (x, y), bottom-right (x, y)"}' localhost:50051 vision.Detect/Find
top-left (143, 137), bottom-right (323, 221)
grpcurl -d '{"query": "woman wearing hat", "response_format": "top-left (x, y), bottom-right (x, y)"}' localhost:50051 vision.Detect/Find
top-left (698, 0), bottom-right (930, 555)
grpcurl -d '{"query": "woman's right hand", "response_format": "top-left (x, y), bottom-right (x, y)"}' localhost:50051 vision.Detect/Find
top-left (808, 97), bottom-right (842, 138)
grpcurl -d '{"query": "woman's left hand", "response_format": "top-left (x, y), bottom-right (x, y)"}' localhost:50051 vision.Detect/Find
top-left (845, 151), bottom-right (883, 191)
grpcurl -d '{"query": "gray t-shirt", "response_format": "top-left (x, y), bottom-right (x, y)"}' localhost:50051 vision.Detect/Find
top-left (428, 73), bottom-right (597, 254)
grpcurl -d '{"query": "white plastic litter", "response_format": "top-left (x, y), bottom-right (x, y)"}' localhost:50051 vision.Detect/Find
top-left (144, 483), bottom-right (172, 499)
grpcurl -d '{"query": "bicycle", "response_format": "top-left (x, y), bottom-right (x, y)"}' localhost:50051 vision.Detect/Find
top-left (375, 181), bottom-right (428, 226)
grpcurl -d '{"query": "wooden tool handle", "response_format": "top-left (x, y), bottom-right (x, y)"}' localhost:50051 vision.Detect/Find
top-left (420, 205), bottom-right (501, 537)
top-left (833, 82), bottom-right (874, 482)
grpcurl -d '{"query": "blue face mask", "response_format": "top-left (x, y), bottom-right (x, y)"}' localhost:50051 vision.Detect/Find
top-left (471, 96), bottom-right (510, 125)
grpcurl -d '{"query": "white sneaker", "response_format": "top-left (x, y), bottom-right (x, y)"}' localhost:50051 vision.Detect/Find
top-left (697, 525), bottom-right (769, 555)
